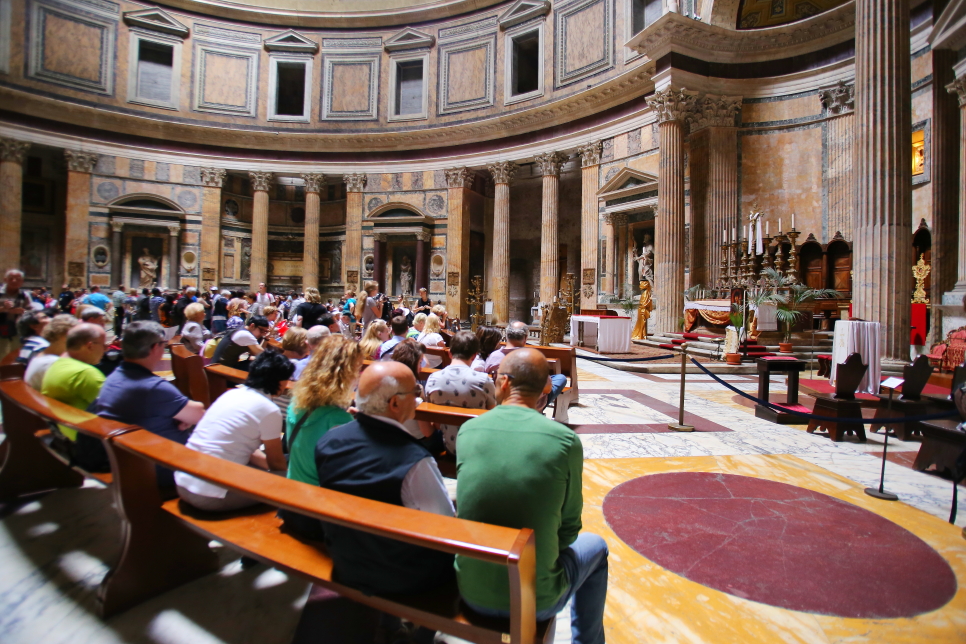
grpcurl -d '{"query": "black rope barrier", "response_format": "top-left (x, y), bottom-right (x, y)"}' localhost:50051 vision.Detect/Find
top-left (688, 357), bottom-right (960, 424)
top-left (577, 354), bottom-right (676, 363)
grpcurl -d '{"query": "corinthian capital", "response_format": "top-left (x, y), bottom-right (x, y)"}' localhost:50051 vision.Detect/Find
top-left (534, 151), bottom-right (564, 177)
top-left (0, 138), bottom-right (30, 164)
top-left (445, 167), bottom-right (472, 188)
top-left (689, 95), bottom-right (742, 131)
top-left (646, 87), bottom-right (699, 124)
top-left (65, 150), bottom-right (98, 173)
top-left (819, 80), bottom-right (854, 115)
top-left (486, 161), bottom-right (517, 184)
top-left (948, 77), bottom-right (966, 107)
top-left (301, 173), bottom-right (326, 193)
top-left (344, 173), bottom-right (367, 192)
top-left (603, 212), bottom-right (627, 226)
top-left (200, 167), bottom-right (227, 188)
top-left (576, 141), bottom-right (602, 167)
top-left (248, 171), bottom-right (273, 192)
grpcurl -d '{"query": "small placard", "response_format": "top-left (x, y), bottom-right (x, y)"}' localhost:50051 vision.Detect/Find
top-left (881, 377), bottom-right (904, 390)
top-left (484, 301), bottom-right (493, 314)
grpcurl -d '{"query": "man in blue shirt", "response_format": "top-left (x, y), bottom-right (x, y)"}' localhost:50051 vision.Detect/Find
top-left (88, 321), bottom-right (205, 486)
top-left (82, 285), bottom-right (113, 312)
top-left (149, 288), bottom-right (164, 322)
top-left (377, 315), bottom-right (409, 360)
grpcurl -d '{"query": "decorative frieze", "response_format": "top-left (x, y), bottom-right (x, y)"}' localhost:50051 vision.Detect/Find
top-left (301, 173), bottom-right (326, 193)
top-left (65, 150), bottom-right (98, 173)
top-left (689, 95), bottom-right (742, 131)
top-left (344, 173), bottom-right (367, 192)
top-left (646, 88), bottom-right (699, 123)
top-left (248, 171), bottom-right (273, 192)
top-left (819, 80), bottom-right (855, 115)
top-left (577, 141), bottom-right (602, 167)
top-left (486, 161), bottom-right (517, 184)
top-left (534, 151), bottom-right (564, 177)
top-left (0, 138), bottom-right (30, 164)
top-left (445, 167), bottom-right (472, 188)
top-left (200, 167), bottom-right (227, 188)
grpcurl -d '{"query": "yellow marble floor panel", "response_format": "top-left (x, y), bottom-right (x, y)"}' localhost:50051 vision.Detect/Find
top-left (583, 454), bottom-right (966, 644)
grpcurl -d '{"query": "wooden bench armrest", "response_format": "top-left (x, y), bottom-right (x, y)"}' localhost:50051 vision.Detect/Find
top-left (0, 380), bottom-right (138, 440)
top-left (415, 402), bottom-right (489, 425)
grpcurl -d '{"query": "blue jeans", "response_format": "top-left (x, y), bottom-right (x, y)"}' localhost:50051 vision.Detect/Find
top-left (547, 374), bottom-right (568, 406)
top-left (465, 533), bottom-right (608, 644)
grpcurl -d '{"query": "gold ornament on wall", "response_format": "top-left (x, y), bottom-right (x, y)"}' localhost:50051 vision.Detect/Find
top-left (912, 254), bottom-right (930, 304)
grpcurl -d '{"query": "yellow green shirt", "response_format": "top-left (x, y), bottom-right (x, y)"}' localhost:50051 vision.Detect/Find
top-left (41, 357), bottom-right (105, 441)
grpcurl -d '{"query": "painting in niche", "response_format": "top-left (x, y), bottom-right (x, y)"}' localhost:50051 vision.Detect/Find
top-left (129, 237), bottom-right (163, 289)
top-left (912, 129), bottom-right (925, 176)
top-left (21, 228), bottom-right (49, 281)
top-left (240, 238), bottom-right (252, 282)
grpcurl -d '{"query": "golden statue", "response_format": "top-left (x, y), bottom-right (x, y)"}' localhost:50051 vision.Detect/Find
top-left (912, 254), bottom-right (930, 304)
top-left (631, 280), bottom-right (654, 340)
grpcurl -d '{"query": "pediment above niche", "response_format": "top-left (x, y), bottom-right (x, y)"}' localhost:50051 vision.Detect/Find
top-left (122, 8), bottom-right (189, 38)
top-left (384, 27), bottom-right (436, 52)
top-left (264, 30), bottom-right (319, 53)
top-left (498, 0), bottom-right (551, 30)
top-left (598, 167), bottom-right (658, 198)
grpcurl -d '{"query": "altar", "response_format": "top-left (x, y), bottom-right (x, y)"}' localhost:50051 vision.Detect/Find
top-left (571, 315), bottom-right (633, 354)
top-left (684, 299), bottom-right (732, 332)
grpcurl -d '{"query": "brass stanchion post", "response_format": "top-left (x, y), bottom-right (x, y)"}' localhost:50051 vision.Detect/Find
top-left (668, 342), bottom-right (695, 432)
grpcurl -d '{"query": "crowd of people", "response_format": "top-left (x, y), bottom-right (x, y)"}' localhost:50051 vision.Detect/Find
top-left (1, 268), bottom-right (607, 644)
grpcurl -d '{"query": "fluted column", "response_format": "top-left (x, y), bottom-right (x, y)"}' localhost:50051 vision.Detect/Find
top-left (647, 88), bottom-right (697, 334)
top-left (64, 150), bottom-right (98, 289)
top-left (168, 224), bottom-right (180, 290)
top-left (578, 142), bottom-right (602, 310)
top-left (938, 69), bottom-right (965, 336)
top-left (415, 231), bottom-right (430, 293)
top-left (372, 233), bottom-right (387, 292)
top-left (445, 167), bottom-right (472, 318)
top-left (343, 173), bottom-right (367, 291)
top-left (200, 167), bottom-right (226, 290)
top-left (852, 0), bottom-right (911, 361)
top-left (602, 213), bottom-right (624, 296)
top-left (486, 161), bottom-right (516, 325)
top-left (820, 82), bottom-right (855, 240)
top-left (248, 171), bottom-right (273, 291)
top-left (110, 221), bottom-right (123, 287)
top-left (0, 139), bottom-right (30, 271)
top-left (301, 173), bottom-right (325, 292)
top-left (535, 152), bottom-right (564, 304)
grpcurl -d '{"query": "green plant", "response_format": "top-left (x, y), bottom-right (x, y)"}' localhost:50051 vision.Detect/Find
top-left (774, 283), bottom-right (842, 343)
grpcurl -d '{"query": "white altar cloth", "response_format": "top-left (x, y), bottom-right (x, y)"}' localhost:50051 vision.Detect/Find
top-left (570, 315), bottom-right (632, 354)
top-left (829, 320), bottom-right (881, 395)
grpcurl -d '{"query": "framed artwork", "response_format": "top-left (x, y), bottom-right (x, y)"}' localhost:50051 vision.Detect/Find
top-left (912, 120), bottom-right (930, 186)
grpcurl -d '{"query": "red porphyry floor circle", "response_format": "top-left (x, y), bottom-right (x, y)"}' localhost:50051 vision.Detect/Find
top-left (603, 472), bottom-right (957, 618)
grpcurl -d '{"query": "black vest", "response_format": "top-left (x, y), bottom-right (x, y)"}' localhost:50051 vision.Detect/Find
top-left (211, 328), bottom-right (252, 369)
top-left (315, 413), bottom-right (454, 595)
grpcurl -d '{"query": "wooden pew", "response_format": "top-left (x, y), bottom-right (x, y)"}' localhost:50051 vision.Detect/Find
top-left (529, 345), bottom-right (579, 424)
top-left (205, 363), bottom-right (295, 403)
top-left (170, 343), bottom-right (211, 407)
top-left (424, 345), bottom-right (453, 367)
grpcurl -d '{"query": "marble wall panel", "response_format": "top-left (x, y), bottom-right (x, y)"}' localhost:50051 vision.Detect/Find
top-left (193, 44), bottom-right (258, 116)
top-left (741, 95), bottom-right (822, 124)
top-left (438, 35), bottom-right (495, 113)
top-left (911, 49), bottom-right (931, 84)
top-left (555, 0), bottom-right (612, 87)
top-left (448, 47), bottom-right (488, 103)
top-left (43, 13), bottom-right (102, 81)
top-left (27, 0), bottom-right (117, 94)
top-left (612, 132), bottom-right (628, 160)
top-left (330, 63), bottom-right (371, 112)
top-left (323, 54), bottom-right (378, 120)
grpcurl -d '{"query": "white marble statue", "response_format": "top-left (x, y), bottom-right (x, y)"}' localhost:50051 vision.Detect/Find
top-left (399, 255), bottom-right (413, 296)
top-left (636, 234), bottom-right (654, 284)
top-left (137, 248), bottom-right (158, 288)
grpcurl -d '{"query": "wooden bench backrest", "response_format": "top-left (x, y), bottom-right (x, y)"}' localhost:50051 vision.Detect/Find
top-left (170, 344), bottom-right (211, 407)
top-left (424, 345), bottom-right (452, 367)
top-left (529, 345), bottom-right (577, 383)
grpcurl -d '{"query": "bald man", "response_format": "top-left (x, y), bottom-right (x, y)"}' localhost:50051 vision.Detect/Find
top-left (456, 349), bottom-right (608, 644)
top-left (313, 361), bottom-right (455, 599)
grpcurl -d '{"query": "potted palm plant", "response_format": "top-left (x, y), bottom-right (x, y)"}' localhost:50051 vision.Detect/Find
top-left (774, 282), bottom-right (841, 353)
top-left (725, 310), bottom-right (743, 364)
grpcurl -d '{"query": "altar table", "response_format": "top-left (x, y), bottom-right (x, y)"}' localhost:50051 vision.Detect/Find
top-left (684, 299), bottom-right (731, 331)
top-left (830, 320), bottom-right (881, 395)
top-left (571, 315), bottom-right (632, 354)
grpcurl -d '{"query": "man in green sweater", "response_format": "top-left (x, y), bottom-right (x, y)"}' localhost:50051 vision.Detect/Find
top-left (455, 348), bottom-right (608, 644)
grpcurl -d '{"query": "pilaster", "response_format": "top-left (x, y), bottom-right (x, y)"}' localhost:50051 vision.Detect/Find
top-left (301, 173), bottom-right (326, 292)
top-left (486, 161), bottom-right (516, 324)
top-left (0, 138), bottom-right (30, 272)
top-left (248, 171), bottom-right (273, 290)
top-left (64, 150), bottom-right (98, 289)
top-left (343, 173), bottom-right (367, 291)
top-left (534, 151), bottom-right (564, 304)
top-left (578, 141), bottom-right (602, 309)
top-left (445, 167), bottom-right (472, 318)
top-left (199, 167), bottom-right (226, 290)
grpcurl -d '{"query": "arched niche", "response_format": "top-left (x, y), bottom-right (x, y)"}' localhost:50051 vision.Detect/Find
top-left (798, 237), bottom-right (824, 290)
top-left (825, 236), bottom-right (852, 294)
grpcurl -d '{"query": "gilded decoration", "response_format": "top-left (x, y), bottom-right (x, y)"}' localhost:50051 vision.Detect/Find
top-left (632, 280), bottom-right (654, 340)
top-left (912, 255), bottom-right (930, 304)
top-left (646, 88), bottom-right (699, 124)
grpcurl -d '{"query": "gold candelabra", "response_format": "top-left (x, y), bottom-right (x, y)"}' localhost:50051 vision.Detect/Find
top-left (785, 229), bottom-right (800, 284)
top-left (718, 242), bottom-right (730, 289)
top-left (763, 236), bottom-right (775, 272)
top-left (465, 275), bottom-right (487, 332)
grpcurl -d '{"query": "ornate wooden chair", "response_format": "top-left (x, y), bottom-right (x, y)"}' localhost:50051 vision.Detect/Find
top-left (807, 353), bottom-right (869, 442)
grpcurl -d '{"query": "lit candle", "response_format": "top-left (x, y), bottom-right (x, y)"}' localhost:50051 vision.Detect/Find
top-left (778, 218), bottom-right (783, 234)
top-left (765, 220), bottom-right (769, 237)
top-left (723, 229), bottom-right (727, 244)
top-left (792, 213), bottom-right (796, 230)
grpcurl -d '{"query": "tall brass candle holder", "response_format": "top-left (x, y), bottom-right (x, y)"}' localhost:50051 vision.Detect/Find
top-left (786, 228), bottom-right (800, 284)
top-left (465, 275), bottom-right (487, 332)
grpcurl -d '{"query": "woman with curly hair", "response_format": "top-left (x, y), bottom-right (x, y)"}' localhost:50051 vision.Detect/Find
top-left (358, 318), bottom-right (389, 360)
top-left (472, 326), bottom-right (503, 372)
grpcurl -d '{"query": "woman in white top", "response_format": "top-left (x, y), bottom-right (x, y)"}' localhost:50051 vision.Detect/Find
top-left (180, 302), bottom-right (211, 354)
top-left (416, 313), bottom-right (446, 367)
top-left (175, 351), bottom-right (294, 512)
top-left (25, 314), bottom-right (79, 390)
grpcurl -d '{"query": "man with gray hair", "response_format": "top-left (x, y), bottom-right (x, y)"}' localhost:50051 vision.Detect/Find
top-left (483, 320), bottom-right (568, 411)
top-left (313, 361), bottom-right (454, 603)
top-left (89, 321), bottom-right (205, 486)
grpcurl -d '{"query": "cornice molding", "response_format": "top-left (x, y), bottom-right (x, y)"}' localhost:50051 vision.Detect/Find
top-left (498, 0), bottom-right (551, 31)
top-left (384, 27), bottom-right (435, 52)
top-left (122, 8), bottom-right (190, 38)
top-left (264, 30), bottom-right (319, 54)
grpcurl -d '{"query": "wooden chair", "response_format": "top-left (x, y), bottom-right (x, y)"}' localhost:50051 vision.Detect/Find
top-left (816, 353), bottom-right (833, 378)
top-left (914, 419), bottom-right (966, 474)
top-left (169, 344), bottom-right (211, 407)
top-left (926, 343), bottom-right (947, 371)
top-left (869, 355), bottom-right (933, 441)
top-left (807, 353), bottom-right (869, 442)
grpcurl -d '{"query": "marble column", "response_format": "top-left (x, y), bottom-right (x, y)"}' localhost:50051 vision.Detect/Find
top-left (647, 88), bottom-right (697, 334)
top-left (343, 173), bottom-right (367, 292)
top-left (535, 151), bottom-right (564, 304)
top-left (932, 60), bottom-right (960, 338)
top-left (820, 82), bottom-right (855, 240)
top-left (415, 231), bottom-right (430, 294)
top-left (110, 221), bottom-right (123, 287)
top-left (602, 213), bottom-right (625, 296)
top-left (301, 173), bottom-right (325, 292)
top-left (943, 76), bottom-right (966, 332)
top-left (486, 160), bottom-right (516, 325)
top-left (168, 225), bottom-right (180, 290)
top-left (445, 167), bottom-right (472, 318)
top-left (372, 233), bottom-right (387, 293)
top-left (0, 138), bottom-right (30, 272)
top-left (248, 171), bottom-right (273, 291)
top-left (852, 0), bottom-right (912, 361)
top-left (578, 141), bottom-right (602, 310)
top-left (199, 167), bottom-right (226, 290)
top-left (64, 150), bottom-right (98, 289)
top-left (689, 95), bottom-right (741, 287)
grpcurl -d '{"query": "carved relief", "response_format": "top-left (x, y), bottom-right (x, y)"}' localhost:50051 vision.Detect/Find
top-left (486, 161), bottom-right (517, 184)
top-left (646, 88), bottom-right (699, 124)
top-left (689, 95), bottom-right (742, 131)
top-left (819, 81), bottom-right (854, 115)
top-left (427, 194), bottom-right (446, 214)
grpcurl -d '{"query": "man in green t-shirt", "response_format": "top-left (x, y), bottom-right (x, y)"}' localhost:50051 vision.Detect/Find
top-left (41, 323), bottom-right (107, 441)
top-left (455, 348), bottom-right (608, 644)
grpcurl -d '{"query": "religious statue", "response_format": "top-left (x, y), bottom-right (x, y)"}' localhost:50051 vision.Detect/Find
top-left (635, 234), bottom-right (654, 284)
top-left (137, 248), bottom-right (158, 288)
top-left (631, 280), bottom-right (654, 340)
top-left (399, 255), bottom-right (413, 296)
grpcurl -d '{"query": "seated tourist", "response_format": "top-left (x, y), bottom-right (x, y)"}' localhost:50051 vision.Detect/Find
top-left (376, 315), bottom-right (410, 360)
top-left (291, 325), bottom-right (330, 380)
top-left (425, 331), bottom-right (497, 454)
top-left (485, 321), bottom-right (567, 410)
top-left (279, 335), bottom-right (362, 540)
top-left (295, 287), bottom-right (327, 329)
top-left (15, 310), bottom-right (49, 364)
top-left (210, 315), bottom-right (269, 371)
top-left (390, 338), bottom-right (435, 442)
top-left (88, 321), bottom-right (206, 485)
top-left (280, 327), bottom-right (308, 362)
top-left (359, 319), bottom-right (389, 360)
top-left (334, 309), bottom-right (354, 339)
top-left (414, 288), bottom-right (432, 316)
top-left (175, 351), bottom-right (293, 512)
top-left (456, 349), bottom-right (608, 644)
top-left (315, 361), bottom-right (454, 597)
top-left (408, 312), bottom-right (425, 338)
top-left (317, 312), bottom-right (340, 335)
top-left (41, 323), bottom-right (106, 444)
top-left (25, 314), bottom-right (78, 389)
top-left (416, 313), bottom-right (446, 366)
top-left (180, 302), bottom-right (211, 354)
top-left (79, 306), bottom-right (107, 328)
top-left (472, 326), bottom-right (503, 372)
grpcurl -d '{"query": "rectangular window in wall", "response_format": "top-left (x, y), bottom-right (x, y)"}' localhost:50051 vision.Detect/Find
top-left (269, 56), bottom-right (312, 121)
top-left (127, 33), bottom-right (182, 109)
top-left (388, 52), bottom-right (429, 121)
top-left (504, 23), bottom-right (544, 105)
top-left (630, 0), bottom-right (662, 34)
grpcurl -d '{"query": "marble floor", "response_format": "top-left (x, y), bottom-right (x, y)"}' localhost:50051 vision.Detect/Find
top-left (1, 356), bottom-right (964, 644)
